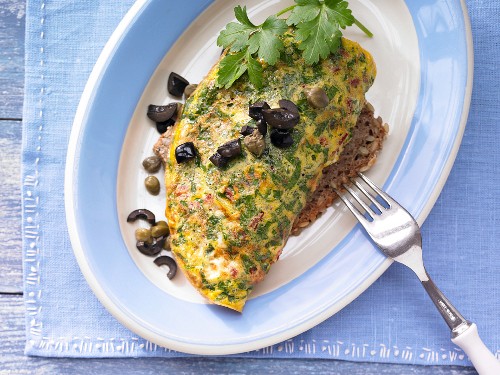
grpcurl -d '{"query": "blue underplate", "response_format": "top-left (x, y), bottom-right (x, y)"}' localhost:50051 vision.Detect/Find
top-left (65, 0), bottom-right (473, 355)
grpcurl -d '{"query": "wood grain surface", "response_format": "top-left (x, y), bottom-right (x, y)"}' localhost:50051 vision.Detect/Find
top-left (0, 120), bottom-right (23, 293)
top-left (0, 0), bottom-right (24, 119)
top-left (0, 0), bottom-right (477, 373)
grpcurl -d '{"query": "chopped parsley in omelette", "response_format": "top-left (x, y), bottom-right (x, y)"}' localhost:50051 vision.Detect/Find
top-left (164, 35), bottom-right (376, 311)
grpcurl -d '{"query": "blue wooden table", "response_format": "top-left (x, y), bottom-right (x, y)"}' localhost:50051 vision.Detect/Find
top-left (0, 1), bottom-right (478, 373)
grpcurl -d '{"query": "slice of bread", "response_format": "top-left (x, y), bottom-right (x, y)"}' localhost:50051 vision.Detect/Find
top-left (291, 102), bottom-right (387, 235)
top-left (153, 102), bottom-right (387, 236)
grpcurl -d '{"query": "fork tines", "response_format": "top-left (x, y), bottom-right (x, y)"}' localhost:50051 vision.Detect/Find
top-left (335, 173), bottom-right (391, 221)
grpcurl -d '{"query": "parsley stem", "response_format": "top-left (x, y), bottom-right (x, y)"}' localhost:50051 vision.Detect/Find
top-left (353, 17), bottom-right (373, 38)
top-left (276, 5), bottom-right (296, 17)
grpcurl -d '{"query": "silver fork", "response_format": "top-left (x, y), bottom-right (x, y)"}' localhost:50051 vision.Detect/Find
top-left (335, 173), bottom-right (500, 375)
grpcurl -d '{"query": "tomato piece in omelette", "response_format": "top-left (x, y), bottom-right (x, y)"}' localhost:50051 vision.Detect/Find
top-left (164, 36), bottom-right (376, 311)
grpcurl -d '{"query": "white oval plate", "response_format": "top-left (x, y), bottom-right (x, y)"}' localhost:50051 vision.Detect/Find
top-left (65, 0), bottom-right (473, 355)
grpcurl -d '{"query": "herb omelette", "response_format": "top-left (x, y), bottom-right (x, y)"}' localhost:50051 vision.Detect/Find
top-left (164, 36), bottom-right (376, 311)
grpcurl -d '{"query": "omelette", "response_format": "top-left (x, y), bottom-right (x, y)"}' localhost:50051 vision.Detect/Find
top-left (164, 36), bottom-right (376, 311)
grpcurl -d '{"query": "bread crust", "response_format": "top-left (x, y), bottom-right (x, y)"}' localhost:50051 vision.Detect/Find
top-left (291, 103), bottom-right (387, 235)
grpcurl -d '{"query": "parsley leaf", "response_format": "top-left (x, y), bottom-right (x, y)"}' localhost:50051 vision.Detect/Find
top-left (247, 16), bottom-right (287, 65)
top-left (217, 6), bottom-right (287, 65)
top-left (246, 49), bottom-right (263, 88)
top-left (217, 6), bottom-right (286, 88)
top-left (286, 0), bottom-right (321, 25)
top-left (288, 0), bottom-right (354, 64)
top-left (234, 5), bottom-right (256, 27)
top-left (217, 48), bottom-right (264, 89)
top-left (324, 0), bottom-right (355, 28)
top-left (217, 50), bottom-right (248, 89)
top-left (217, 20), bottom-right (254, 52)
top-left (216, 1), bottom-right (370, 88)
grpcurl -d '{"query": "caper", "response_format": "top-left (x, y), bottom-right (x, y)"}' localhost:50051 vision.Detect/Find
top-left (184, 84), bottom-right (198, 98)
top-left (151, 224), bottom-right (169, 238)
top-left (155, 220), bottom-right (168, 228)
top-left (142, 155), bottom-right (162, 173)
top-left (144, 176), bottom-right (160, 195)
top-left (135, 228), bottom-right (152, 242)
top-left (163, 237), bottom-right (171, 250)
top-left (244, 129), bottom-right (265, 157)
top-left (306, 87), bottom-right (329, 108)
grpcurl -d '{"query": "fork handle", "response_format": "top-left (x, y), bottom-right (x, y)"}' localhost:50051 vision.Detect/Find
top-left (421, 277), bottom-right (469, 333)
top-left (421, 277), bottom-right (500, 374)
top-left (452, 323), bottom-right (500, 375)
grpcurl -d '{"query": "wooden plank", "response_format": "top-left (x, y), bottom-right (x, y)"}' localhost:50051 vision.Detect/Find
top-left (0, 294), bottom-right (476, 374)
top-left (0, 120), bottom-right (23, 293)
top-left (0, 0), bottom-right (25, 119)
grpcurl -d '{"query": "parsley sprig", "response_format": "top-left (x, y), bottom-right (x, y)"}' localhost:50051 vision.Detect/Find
top-left (216, 0), bottom-right (372, 89)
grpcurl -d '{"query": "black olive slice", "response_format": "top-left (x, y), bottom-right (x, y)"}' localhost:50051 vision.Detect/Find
top-left (154, 256), bottom-right (177, 279)
top-left (156, 118), bottom-right (175, 134)
top-left (175, 142), bottom-right (196, 163)
top-left (270, 129), bottom-right (294, 148)
top-left (249, 101), bottom-right (270, 121)
top-left (168, 72), bottom-right (189, 98)
top-left (278, 99), bottom-right (299, 115)
top-left (217, 139), bottom-right (241, 158)
top-left (147, 103), bottom-right (178, 123)
top-left (240, 125), bottom-right (256, 136)
top-left (256, 119), bottom-right (267, 136)
top-left (136, 236), bottom-right (166, 257)
top-left (262, 108), bottom-right (300, 129)
top-left (127, 209), bottom-right (156, 224)
top-left (209, 152), bottom-right (229, 168)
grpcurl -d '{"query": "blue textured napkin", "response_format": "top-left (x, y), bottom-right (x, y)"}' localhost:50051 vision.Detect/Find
top-left (22, 0), bottom-right (499, 365)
